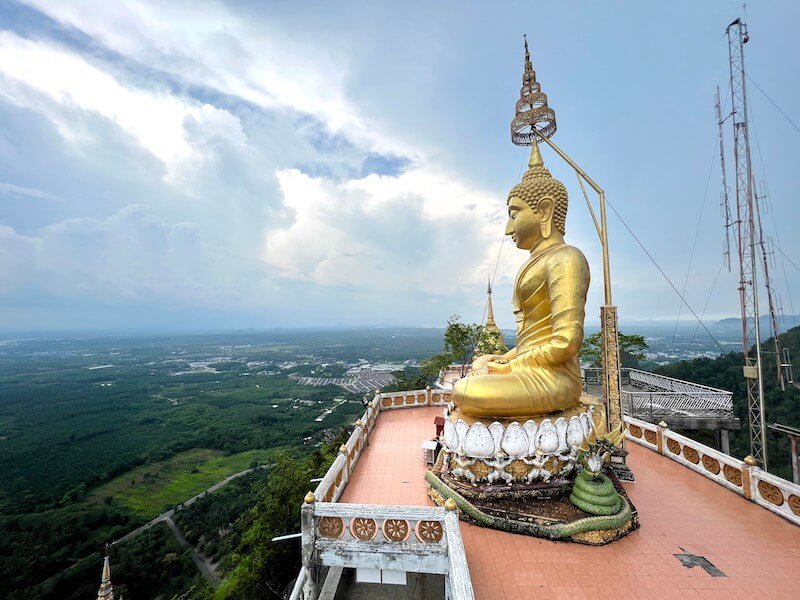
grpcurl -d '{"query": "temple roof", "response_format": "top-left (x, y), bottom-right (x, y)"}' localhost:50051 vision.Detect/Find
top-left (339, 406), bottom-right (800, 598)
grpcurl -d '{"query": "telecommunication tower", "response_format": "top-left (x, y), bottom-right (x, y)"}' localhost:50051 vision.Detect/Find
top-left (719, 18), bottom-right (792, 470)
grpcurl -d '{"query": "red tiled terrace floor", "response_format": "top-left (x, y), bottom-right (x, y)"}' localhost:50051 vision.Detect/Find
top-left (339, 406), bottom-right (800, 600)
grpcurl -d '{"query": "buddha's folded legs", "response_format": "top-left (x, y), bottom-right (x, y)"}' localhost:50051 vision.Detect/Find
top-left (452, 371), bottom-right (579, 419)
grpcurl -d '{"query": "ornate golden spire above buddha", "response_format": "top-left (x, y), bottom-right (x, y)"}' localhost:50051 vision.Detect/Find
top-left (451, 39), bottom-right (590, 420)
top-left (510, 34), bottom-right (556, 144)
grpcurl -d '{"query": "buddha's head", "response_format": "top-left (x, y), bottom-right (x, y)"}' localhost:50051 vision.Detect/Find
top-left (505, 141), bottom-right (568, 251)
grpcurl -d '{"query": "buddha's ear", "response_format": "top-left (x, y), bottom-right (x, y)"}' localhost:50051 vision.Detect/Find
top-left (538, 196), bottom-right (555, 238)
top-left (537, 196), bottom-right (555, 222)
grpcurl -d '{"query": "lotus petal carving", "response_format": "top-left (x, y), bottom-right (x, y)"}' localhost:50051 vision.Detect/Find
top-left (489, 422), bottom-right (504, 452)
top-left (580, 412), bottom-right (591, 438)
top-left (442, 408), bottom-right (595, 463)
top-left (443, 419), bottom-right (457, 449)
top-left (501, 422), bottom-right (528, 458)
top-left (566, 416), bottom-right (584, 449)
top-left (463, 421), bottom-right (494, 458)
top-left (455, 420), bottom-right (469, 453)
top-left (536, 419), bottom-right (559, 454)
top-left (554, 418), bottom-right (569, 453)
top-left (523, 420), bottom-right (538, 454)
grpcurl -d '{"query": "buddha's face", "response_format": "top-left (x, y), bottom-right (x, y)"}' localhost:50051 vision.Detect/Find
top-left (505, 195), bottom-right (554, 251)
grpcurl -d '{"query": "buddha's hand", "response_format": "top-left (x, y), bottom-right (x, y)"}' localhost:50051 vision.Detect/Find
top-left (471, 355), bottom-right (490, 375)
top-left (482, 354), bottom-right (508, 363)
top-left (487, 360), bottom-right (512, 375)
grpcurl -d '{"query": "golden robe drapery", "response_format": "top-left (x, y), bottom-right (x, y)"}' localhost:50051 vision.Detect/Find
top-left (453, 243), bottom-right (590, 418)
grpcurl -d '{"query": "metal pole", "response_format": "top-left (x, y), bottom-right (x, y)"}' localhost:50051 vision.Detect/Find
top-left (751, 215), bottom-right (768, 471)
top-left (532, 131), bottom-right (623, 448)
top-left (716, 86), bottom-right (733, 273)
top-left (533, 132), bottom-right (612, 305)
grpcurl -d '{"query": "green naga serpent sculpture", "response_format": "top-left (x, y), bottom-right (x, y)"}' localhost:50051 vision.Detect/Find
top-left (568, 422), bottom-right (625, 516)
top-left (425, 471), bottom-right (631, 540)
top-left (569, 471), bottom-right (621, 515)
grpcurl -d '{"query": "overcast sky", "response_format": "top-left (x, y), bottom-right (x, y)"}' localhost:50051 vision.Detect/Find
top-left (0, 1), bottom-right (798, 332)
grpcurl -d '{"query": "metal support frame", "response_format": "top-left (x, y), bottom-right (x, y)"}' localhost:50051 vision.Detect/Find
top-left (768, 423), bottom-right (800, 484)
top-left (513, 40), bottom-right (623, 450)
top-left (534, 132), bottom-right (623, 437)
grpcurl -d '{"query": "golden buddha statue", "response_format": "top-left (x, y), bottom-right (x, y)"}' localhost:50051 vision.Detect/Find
top-left (452, 141), bottom-right (589, 419)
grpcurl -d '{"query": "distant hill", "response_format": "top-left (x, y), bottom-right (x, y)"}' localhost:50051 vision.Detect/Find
top-left (713, 315), bottom-right (800, 338)
top-left (656, 324), bottom-right (800, 481)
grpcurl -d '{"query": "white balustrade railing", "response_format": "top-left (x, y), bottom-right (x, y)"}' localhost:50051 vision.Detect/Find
top-left (312, 387), bottom-right (449, 503)
top-left (625, 416), bottom-right (800, 526)
top-left (296, 389), bottom-right (472, 599)
top-left (287, 566), bottom-right (307, 600)
top-left (306, 502), bottom-right (473, 599)
top-left (376, 387), bottom-right (451, 410)
top-left (750, 467), bottom-right (800, 525)
top-left (444, 509), bottom-right (473, 599)
top-left (661, 424), bottom-right (749, 496)
top-left (312, 396), bottom-right (378, 503)
top-left (313, 503), bottom-right (448, 571)
top-left (624, 416), bottom-right (660, 452)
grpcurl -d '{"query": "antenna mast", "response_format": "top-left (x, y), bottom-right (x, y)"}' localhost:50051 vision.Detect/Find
top-left (716, 87), bottom-right (732, 273)
top-left (726, 17), bottom-right (765, 468)
top-left (723, 17), bottom-right (789, 470)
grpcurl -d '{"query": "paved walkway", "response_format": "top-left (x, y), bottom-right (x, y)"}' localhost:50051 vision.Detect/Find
top-left (341, 407), bottom-right (800, 600)
top-left (341, 407), bottom-right (439, 506)
top-left (165, 515), bottom-right (216, 581)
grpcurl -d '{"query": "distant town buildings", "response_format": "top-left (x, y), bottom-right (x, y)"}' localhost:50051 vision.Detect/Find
top-left (293, 371), bottom-right (396, 394)
top-left (292, 360), bottom-right (417, 394)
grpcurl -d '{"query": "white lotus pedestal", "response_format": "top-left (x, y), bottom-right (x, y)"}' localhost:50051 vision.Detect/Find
top-left (424, 396), bottom-right (639, 545)
top-left (441, 397), bottom-right (600, 487)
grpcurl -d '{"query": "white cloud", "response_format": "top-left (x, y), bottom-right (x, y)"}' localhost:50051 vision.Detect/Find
top-left (0, 223), bottom-right (37, 290)
top-left (0, 181), bottom-right (61, 201)
top-left (0, 30), bottom-right (244, 175)
top-left (264, 167), bottom-right (511, 294)
top-left (0, 0), bottom-right (778, 331)
top-left (0, 1), bottom-right (569, 328)
top-left (0, 204), bottom-right (266, 306)
top-left (21, 0), bottom-right (416, 158)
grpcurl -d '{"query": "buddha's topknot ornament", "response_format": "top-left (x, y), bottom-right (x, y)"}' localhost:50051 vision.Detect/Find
top-left (510, 35), bottom-right (557, 144)
top-left (507, 140), bottom-right (568, 235)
